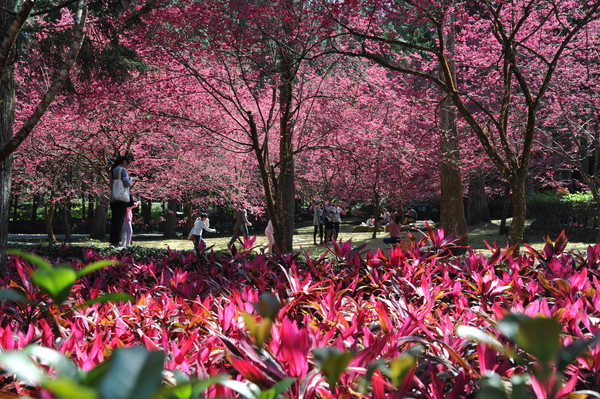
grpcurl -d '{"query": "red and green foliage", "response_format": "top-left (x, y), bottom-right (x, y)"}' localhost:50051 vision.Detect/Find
top-left (1, 230), bottom-right (599, 398)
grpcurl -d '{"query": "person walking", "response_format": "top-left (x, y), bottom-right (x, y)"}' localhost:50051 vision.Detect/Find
top-left (188, 212), bottom-right (216, 254)
top-left (228, 206), bottom-right (252, 248)
top-left (109, 154), bottom-right (135, 247)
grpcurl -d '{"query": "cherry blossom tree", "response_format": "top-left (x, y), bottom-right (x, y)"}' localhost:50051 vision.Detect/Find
top-left (325, 0), bottom-right (600, 244)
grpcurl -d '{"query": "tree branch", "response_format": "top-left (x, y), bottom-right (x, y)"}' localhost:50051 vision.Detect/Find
top-left (0, 0), bottom-right (87, 162)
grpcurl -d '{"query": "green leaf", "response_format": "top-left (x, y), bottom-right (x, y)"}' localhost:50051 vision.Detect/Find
top-left (76, 260), bottom-right (120, 278)
top-left (497, 314), bottom-right (561, 363)
top-left (9, 249), bottom-right (52, 270)
top-left (23, 346), bottom-right (80, 381)
top-left (190, 375), bottom-right (231, 396)
top-left (93, 347), bottom-right (165, 399)
top-left (557, 334), bottom-right (600, 372)
top-left (77, 293), bottom-right (135, 309)
top-left (31, 266), bottom-right (77, 304)
top-left (218, 380), bottom-right (259, 399)
top-left (477, 372), bottom-right (510, 399)
top-left (0, 350), bottom-right (46, 386)
top-left (387, 345), bottom-right (422, 388)
top-left (258, 378), bottom-right (296, 399)
top-left (0, 288), bottom-right (29, 304)
top-left (45, 378), bottom-right (98, 399)
top-left (242, 311), bottom-right (272, 347)
top-left (509, 374), bottom-right (536, 399)
top-left (360, 359), bottom-right (386, 393)
top-left (456, 325), bottom-right (506, 353)
top-left (313, 347), bottom-right (355, 389)
top-left (252, 293), bottom-right (281, 321)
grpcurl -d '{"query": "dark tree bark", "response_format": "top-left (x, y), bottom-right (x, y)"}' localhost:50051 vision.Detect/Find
top-left (61, 199), bottom-right (72, 242)
top-left (163, 199), bottom-right (178, 238)
top-left (90, 194), bottom-right (107, 240)
top-left (44, 198), bottom-right (57, 243)
top-left (439, 13), bottom-right (468, 249)
top-left (141, 198), bottom-right (152, 226)
top-left (466, 171), bottom-right (490, 225)
top-left (0, 0), bottom-right (15, 271)
top-left (31, 194), bottom-right (39, 221)
top-left (184, 199), bottom-right (194, 236)
top-left (11, 192), bottom-right (17, 220)
top-left (81, 192), bottom-right (86, 220)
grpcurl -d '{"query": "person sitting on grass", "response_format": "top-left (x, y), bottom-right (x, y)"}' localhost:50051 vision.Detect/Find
top-left (383, 213), bottom-right (402, 245)
top-left (188, 212), bottom-right (216, 255)
top-left (403, 208), bottom-right (418, 225)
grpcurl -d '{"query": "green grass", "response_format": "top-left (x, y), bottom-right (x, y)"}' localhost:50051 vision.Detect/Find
top-left (66, 218), bottom-right (592, 255)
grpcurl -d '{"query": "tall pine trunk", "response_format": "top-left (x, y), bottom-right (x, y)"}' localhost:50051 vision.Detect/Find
top-left (90, 194), bottom-right (107, 240)
top-left (141, 198), bottom-right (152, 226)
top-left (31, 194), bottom-right (39, 221)
top-left (273, 48), bottom-right (295, 253)
top-left (44, 198), bottom-right (57, 243)
top-left (163, 199), bottom-right (178, 238)
top-left (0, 0), bottom-right (15, 271)
top-left (467, 171), bottom-right (490, 225)
top-left (439, 13), bottom-right (468, 249)
top-left (508, 173), bottom-right (527, 245)
top-left (61, 199), bottom-right (72, 242)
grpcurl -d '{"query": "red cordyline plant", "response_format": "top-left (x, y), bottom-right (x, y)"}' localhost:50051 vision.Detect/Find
top-left (0, 229), bottom-right (599, 398)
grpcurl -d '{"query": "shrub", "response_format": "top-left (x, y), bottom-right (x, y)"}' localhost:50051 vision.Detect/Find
top-left (1, 231), bottom-right (599, 398)
top-left (528, 191), bottom-right (596, 229)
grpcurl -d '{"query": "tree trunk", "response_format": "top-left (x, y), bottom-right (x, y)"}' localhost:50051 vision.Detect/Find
top-left (163, 199), bottom-right (178, 238)
top-left (0, 0), bottom-right (15, 271)
top-left (508, 174), bottom-right (527, 245)
top-left (86, 194), bottom-right (94, 220)
top-left (11, 193), bottom-right (18, 220)
top-left (61, 199), bottom-right (72, 242)
top-left (44, 199), bottom-right (57, 243)
top-left (31, 194), bottom-right (39, 221)
top-left (372, 192), bottom-right (380, 239)
top-left (184, 200), bottom-right (194, 236)
top-left (141, 198), bottom-right (152, 226)
top-left (466, 171), bottom-right (490, 225)
top-left (90, 194), bottom-right (107, 240)
top-left (439, 13), bottom-right (468, 250)
top-left (273, 47), bottom-right (295, 253)
top-left (81, 192), bottom-right (86, 220)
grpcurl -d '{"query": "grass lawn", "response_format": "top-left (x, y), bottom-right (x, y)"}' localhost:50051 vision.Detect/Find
top-left (80, 218), bottom-right (592, 255)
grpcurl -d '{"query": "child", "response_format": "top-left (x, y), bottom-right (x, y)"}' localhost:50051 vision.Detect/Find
top-left (120, 198), bottom-right (140, 247)
top-left (188, 213), bottom-right (216, 254)
top-left (323, 210), bottom-right (335, 244)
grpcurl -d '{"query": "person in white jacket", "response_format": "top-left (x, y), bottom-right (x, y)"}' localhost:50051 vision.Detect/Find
top-left (188, 213), bottom-right (216, 254)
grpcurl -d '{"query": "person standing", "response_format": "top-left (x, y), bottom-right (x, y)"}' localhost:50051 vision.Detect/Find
top-left (228, 207), bottom-right (252, 247)
top-left (312, 201), bottom-right (323, 245)
top-left (109, 154), bottom-right (135, 247)
top-left (330, 200), bottom-right (347, 241)
top-left (120, 197), bottom-right (140, 247)
top-left (265, 219), bottom-right (275, 254)
top-left (188, 212), bottom-right (216, 254)
top-left (323, 210), bottom-right (335, 244)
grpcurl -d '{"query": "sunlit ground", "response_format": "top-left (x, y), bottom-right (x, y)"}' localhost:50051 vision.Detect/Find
top-left (71, 218), bottom-right (592, 255)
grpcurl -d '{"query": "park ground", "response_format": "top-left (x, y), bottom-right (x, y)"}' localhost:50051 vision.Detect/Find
top-left (11, 218), bottom-right (588, 254)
